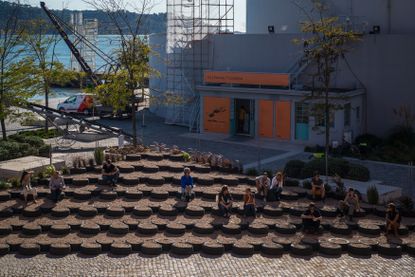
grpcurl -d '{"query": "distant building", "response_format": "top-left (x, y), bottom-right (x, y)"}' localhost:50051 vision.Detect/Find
top-left (150, 0), bottom-right (415, 145)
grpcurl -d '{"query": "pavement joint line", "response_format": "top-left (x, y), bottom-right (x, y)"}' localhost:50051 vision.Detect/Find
top-left (243, 150), bottom-right (303, 169)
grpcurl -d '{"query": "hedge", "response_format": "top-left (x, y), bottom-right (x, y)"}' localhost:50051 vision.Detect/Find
top-left (284, 158), bottom-right (370, 182)
top-left (0, 132), bottom-right (48, 161)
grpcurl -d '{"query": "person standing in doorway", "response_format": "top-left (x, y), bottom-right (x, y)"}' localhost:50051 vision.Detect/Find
top-left (238, 105), bottom-right (247, 133)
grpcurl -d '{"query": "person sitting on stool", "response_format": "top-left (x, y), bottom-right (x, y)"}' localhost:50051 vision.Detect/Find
top-left (344, 188), bottom-right (360, 221)
top-left (102, 159), bottom-right (119, 189)
top-left (255, 172), bottom-right (270, 202)
top-left (301, 203), bottom-right (322, 234)
top-left (180, 167), bottom-right (194, 201)
top-left (269, 171), bottom-right (284, 201)
top-left (311, 171), bottom-right (326, 201)
top-left (49, 170), bottom-right (65, 203)
top-left (243, 188), bottom-right (256, 217)
top-left (217, 185), bottom-right (233, 217)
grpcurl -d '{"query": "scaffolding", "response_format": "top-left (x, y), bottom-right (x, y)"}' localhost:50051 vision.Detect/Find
top-left (70, 12), bottom-right (98, 72)
top-left (165, 0), bottom-right (234, 131)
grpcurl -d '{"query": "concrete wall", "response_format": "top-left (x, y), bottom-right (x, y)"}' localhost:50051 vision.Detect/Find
top-left (148, 33), bottom-right (167, 117)
top-left (209, 33), bottom-right (415, 137)
top-left (247, 0), bottom-right (415, 34)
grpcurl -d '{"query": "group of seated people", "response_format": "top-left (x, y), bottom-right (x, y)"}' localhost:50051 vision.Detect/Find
top-left (19, 161), bottom-right (403, 237)
top-left (255, 171), bottom-right (284, 202)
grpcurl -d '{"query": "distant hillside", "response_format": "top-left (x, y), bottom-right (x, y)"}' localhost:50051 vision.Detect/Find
top-left (0, 1), bottom-right (166, 34)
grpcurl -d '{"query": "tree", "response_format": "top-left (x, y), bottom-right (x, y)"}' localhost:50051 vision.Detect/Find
top-left (293, 0), bottom-right (359, 180)
top-left (23, 19), bottom-right (76, 131)
top-left (83, 0), bottom-right (157, 146)
top-left (0, 0), bottom-right (38, 140)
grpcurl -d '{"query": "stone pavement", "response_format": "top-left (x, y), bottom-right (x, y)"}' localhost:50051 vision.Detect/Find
top-left (0, 253), bottom-right (414, 277)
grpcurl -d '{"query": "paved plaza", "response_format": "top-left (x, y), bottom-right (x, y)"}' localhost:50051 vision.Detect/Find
top-left (0, 253), bottom-right (414, 277)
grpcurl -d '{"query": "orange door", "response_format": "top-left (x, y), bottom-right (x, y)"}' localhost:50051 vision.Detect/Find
top-left (275, 101), bottom-right (291, 140)
top-left (258, 100), bottom-right (273, 138)
top-left (203, 96), bottom-right (231, 133)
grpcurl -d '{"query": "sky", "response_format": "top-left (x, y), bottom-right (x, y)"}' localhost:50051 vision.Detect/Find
top-left (26, 0), bottom-right (247, 31)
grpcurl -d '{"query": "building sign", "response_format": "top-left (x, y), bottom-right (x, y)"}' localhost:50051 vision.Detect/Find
top-left (204, 96), bottom-right (230, 133)
top-left (204, 71), bottom-right (290, 87)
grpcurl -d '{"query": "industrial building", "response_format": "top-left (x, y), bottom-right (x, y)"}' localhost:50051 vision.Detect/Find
top-left (149, 0), bottom-right (415, 145)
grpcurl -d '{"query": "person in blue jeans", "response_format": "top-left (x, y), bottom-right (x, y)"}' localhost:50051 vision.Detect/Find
top-left (301, 203), bottom-right (322, 234)
top-left (180, 167), bottom-right (194, 201)
top-left (217, 185), bottom-right (233, 217)
top-left (243, 188), bottom-right (256, 217)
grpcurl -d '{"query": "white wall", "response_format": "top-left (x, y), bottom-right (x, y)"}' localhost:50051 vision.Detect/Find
top-left (209, 33), bottom-right (415, 137)
top-left (247, 0), bottom-right (415, 34)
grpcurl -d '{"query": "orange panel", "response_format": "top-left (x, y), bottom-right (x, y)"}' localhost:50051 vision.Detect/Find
top-left (259, 100), bottom-right (273, 138)
top-left (276, 101), bottom-right (291, 140)
top-left (204, 96), bottom-right (230, 133)
top-left (204, 71), bottom-right (290, 87)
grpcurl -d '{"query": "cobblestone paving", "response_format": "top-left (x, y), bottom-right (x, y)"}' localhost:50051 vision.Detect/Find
top-left (0, 253), bottom-right (414, 277)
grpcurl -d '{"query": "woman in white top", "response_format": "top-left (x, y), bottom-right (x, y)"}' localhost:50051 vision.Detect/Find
top-left (270, 171), bottom-right (284, 201)
top-left (20, 171), bottom-right (37, 205)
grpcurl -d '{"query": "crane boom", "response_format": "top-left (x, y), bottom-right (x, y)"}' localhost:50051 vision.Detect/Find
top-left (40, 1), bottom-right (99, 85)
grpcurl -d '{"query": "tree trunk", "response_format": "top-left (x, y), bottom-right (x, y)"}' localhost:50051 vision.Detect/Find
top-left (0, 118), bottom-right (6, 140)
top-left (44, 84), bottom-right (49, 132)
top-left (325, 89), bottom-right (330, 184)
top-left (131, 91), bottom-right (137, 146)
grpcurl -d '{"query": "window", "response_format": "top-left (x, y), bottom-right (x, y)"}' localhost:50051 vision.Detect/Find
top-left (344, 103), bottom-right (351, 127)
top-left (65, 96), bottom-right (77, 103)
top-left (295, 102), bottom-right (309, 124)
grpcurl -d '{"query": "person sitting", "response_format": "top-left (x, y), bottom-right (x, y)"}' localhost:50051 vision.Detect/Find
top-left (344, 188), bottom-right (359, 221)
top-left (20, 171), bottom-right (37, 205)
top-left (243, 188), bottom-right (256, 217)
top-left (180, 167), bottom-right (194, 201)
top-left (334, 173), bottom-right (346, 198)
top-left (386, 202), bottom-right (401, 237)
top-left (49, 170), bottom-right (66, 203)
top-left (311, 171), bottom-right (325, 201)
top-left (301, 203), bottom-right (322, 234)
top-left (336, 200), bottom-right (350, 220)
top-left (269, 171), bottom-right (284, 201)
top-left (102, 159), bottom-right (119, 189)
top-left (217, 185), bottom-right (233, 217)
top-left (255, 172), bottom-right (270, 202)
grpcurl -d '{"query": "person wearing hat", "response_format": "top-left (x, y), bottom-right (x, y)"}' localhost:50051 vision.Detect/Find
top-left (20, 171), bottom-right (37, 205)
top-left (386, 202), bottom-right (401, 237)
top-left (255, 172), bottom-right (270, 202)
top-left (301, 202), bottom-right (322, 234)
top-left (269, 171), bottom-right (284, 201)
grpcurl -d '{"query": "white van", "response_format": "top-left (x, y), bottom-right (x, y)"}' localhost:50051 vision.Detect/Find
top-left (57, 94), bottom-right (94, 114)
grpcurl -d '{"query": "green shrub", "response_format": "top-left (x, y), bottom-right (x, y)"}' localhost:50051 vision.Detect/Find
top-left (38, 144), bottom-right (51, 157)
top-left (182, 152), bottom-right (191, 162)
top-left (284, 178), bottom-right (299, 187)
top-left (398, 196), bottom-right (414, 211)
top-left (245, 168), bottom-right (258, 176)
top-left (354, 133), bottom-right (383, 148)
top-left (94, 148), bottom-right (104, 165)
top-left (8, 178), bottom-right (19, 188)
top-left (61, 166), bottom-right (70, 175)
top-left (0, 181), bottom-right (12, 190)
top-left (8, 134), bottom-right (44, 148)
top-left (284, 160), bottom-right (306, 178)
top-left (346, 164), bottom-right (370, 181)
top-left (43, 165), bottom-right (55, 178)
top-left (302, 180), bottom-right (312, 189)
top-left (366, 185), bottom-right (379, 205)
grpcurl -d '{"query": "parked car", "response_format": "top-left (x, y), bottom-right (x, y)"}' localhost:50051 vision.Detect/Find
top-left (57, 94), bottom-right (95, 115)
